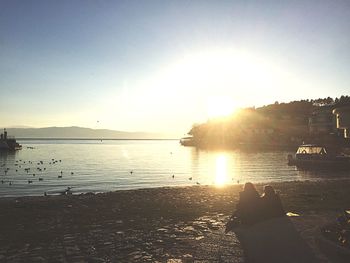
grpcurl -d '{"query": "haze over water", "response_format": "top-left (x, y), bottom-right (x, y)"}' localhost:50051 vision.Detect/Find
top-left (0, 140), bottom-right (346, 197)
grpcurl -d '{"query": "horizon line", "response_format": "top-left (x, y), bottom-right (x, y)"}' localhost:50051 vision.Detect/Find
top-left (16, 137), bottom-right (180, 141)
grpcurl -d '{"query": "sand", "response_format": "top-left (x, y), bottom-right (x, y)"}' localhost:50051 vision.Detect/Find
top-left (0, 179), bottom-right (350, 262)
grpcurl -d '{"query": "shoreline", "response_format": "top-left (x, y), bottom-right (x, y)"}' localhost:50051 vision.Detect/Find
top-left (1, 179), bottom-right (350, 262)
top-left (1, 177), bottom-right (349, 199)
top-left (2, 178), bottom-right (349, 210)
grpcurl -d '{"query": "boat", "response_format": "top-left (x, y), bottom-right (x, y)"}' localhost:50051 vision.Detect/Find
top-left (0, 129), bottom-right (22, 151)
top-left (287, 144), bottom-right (350, 170)
top-left (179, 136), bottom-right (196, 146)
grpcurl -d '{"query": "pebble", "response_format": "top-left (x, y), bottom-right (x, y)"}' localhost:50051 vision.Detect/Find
top-left (167, 259), bottom-right (183, 263)
top-left (87, 257), bottom-right (106, 263)
top-left (29, 256), bottom-right (46, 262)
top-left (65, 245), bottom-right (80, 256)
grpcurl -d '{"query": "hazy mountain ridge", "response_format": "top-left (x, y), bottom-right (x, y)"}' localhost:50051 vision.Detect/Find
top-left (1, 126), bottom-right (174, 139)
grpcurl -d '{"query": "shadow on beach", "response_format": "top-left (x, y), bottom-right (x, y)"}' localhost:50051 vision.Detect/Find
top-left (234, 216), bottom-right (318, 263)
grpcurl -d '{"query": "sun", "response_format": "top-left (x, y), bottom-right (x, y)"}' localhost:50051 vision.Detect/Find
top-left (126, 47), bottom-right (289, 129)
top-left (207, 96), bottom-right (236, 118)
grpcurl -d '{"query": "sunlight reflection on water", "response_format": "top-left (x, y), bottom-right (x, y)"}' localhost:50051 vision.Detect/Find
top-left (215, 154), bottom-right (228, 186)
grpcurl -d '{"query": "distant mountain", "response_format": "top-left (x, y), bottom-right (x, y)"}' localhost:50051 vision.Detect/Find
top-left (1, 126), bottom-right (175, 139)
top-left (7, 125), bottom-right (34, 128)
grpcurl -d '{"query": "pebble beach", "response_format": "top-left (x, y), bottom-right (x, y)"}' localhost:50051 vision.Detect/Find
top-left (0, 179), bottom-right (350, 262)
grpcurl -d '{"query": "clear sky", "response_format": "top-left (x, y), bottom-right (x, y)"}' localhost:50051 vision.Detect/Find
top-left (1, 0), bottom-right (350, 135)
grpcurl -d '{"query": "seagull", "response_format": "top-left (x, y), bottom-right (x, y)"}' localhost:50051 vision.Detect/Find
top-left (61, 187), bottom-right (73, 195)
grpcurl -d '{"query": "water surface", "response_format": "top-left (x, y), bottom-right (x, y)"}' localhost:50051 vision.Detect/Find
top-left (0, 140), bottom-right (347, 197)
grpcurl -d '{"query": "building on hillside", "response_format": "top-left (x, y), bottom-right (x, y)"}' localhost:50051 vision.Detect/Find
top-left (308, 107), bottom-right (336, 135)
top-left (333, 106), bottom-right (350, 138)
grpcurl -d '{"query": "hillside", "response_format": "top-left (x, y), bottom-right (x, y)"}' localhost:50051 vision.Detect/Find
top-left (185, 96), bottom-right (350, 149)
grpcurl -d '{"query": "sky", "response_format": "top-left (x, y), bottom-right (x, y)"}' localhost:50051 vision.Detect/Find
top-left (1, 0), bottom-right (350, 135)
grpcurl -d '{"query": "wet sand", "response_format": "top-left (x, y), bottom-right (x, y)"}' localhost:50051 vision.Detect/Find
top-left (0, 179), bottom-right (350, 262)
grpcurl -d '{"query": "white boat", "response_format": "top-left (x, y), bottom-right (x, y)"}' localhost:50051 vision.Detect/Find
top-left (287, 144), bottom-right (350, 170)
top-left (179, 136), bottom-right (196, 146)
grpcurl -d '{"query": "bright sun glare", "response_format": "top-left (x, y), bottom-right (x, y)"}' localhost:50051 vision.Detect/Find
top-left (145, 48), bottom-right (283, 121)
top-left (102, 48), bottom-right (292, 131)
top-left (207, 96), bottom-right (236, 118)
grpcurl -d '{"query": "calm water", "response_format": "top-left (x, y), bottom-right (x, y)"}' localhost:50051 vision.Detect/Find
top-left (0, 140), bottom-right (347, 197)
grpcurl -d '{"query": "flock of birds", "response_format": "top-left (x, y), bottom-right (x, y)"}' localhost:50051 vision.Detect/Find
top-left (0, 158), bottom-right (74, 186)
top-left (1, 157), bottom-right (201, 193)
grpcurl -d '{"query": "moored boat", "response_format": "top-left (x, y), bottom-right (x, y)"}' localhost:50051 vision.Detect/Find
top-left (287, 144), bottom-right (350, 170)
top-left (179, 136), bottom-right (196, 146)
top-left (0, 129), bottom-right (22, 151)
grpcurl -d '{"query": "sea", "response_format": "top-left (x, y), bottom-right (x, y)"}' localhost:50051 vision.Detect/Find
top-left (0, 139), bottom-right (348, 197)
